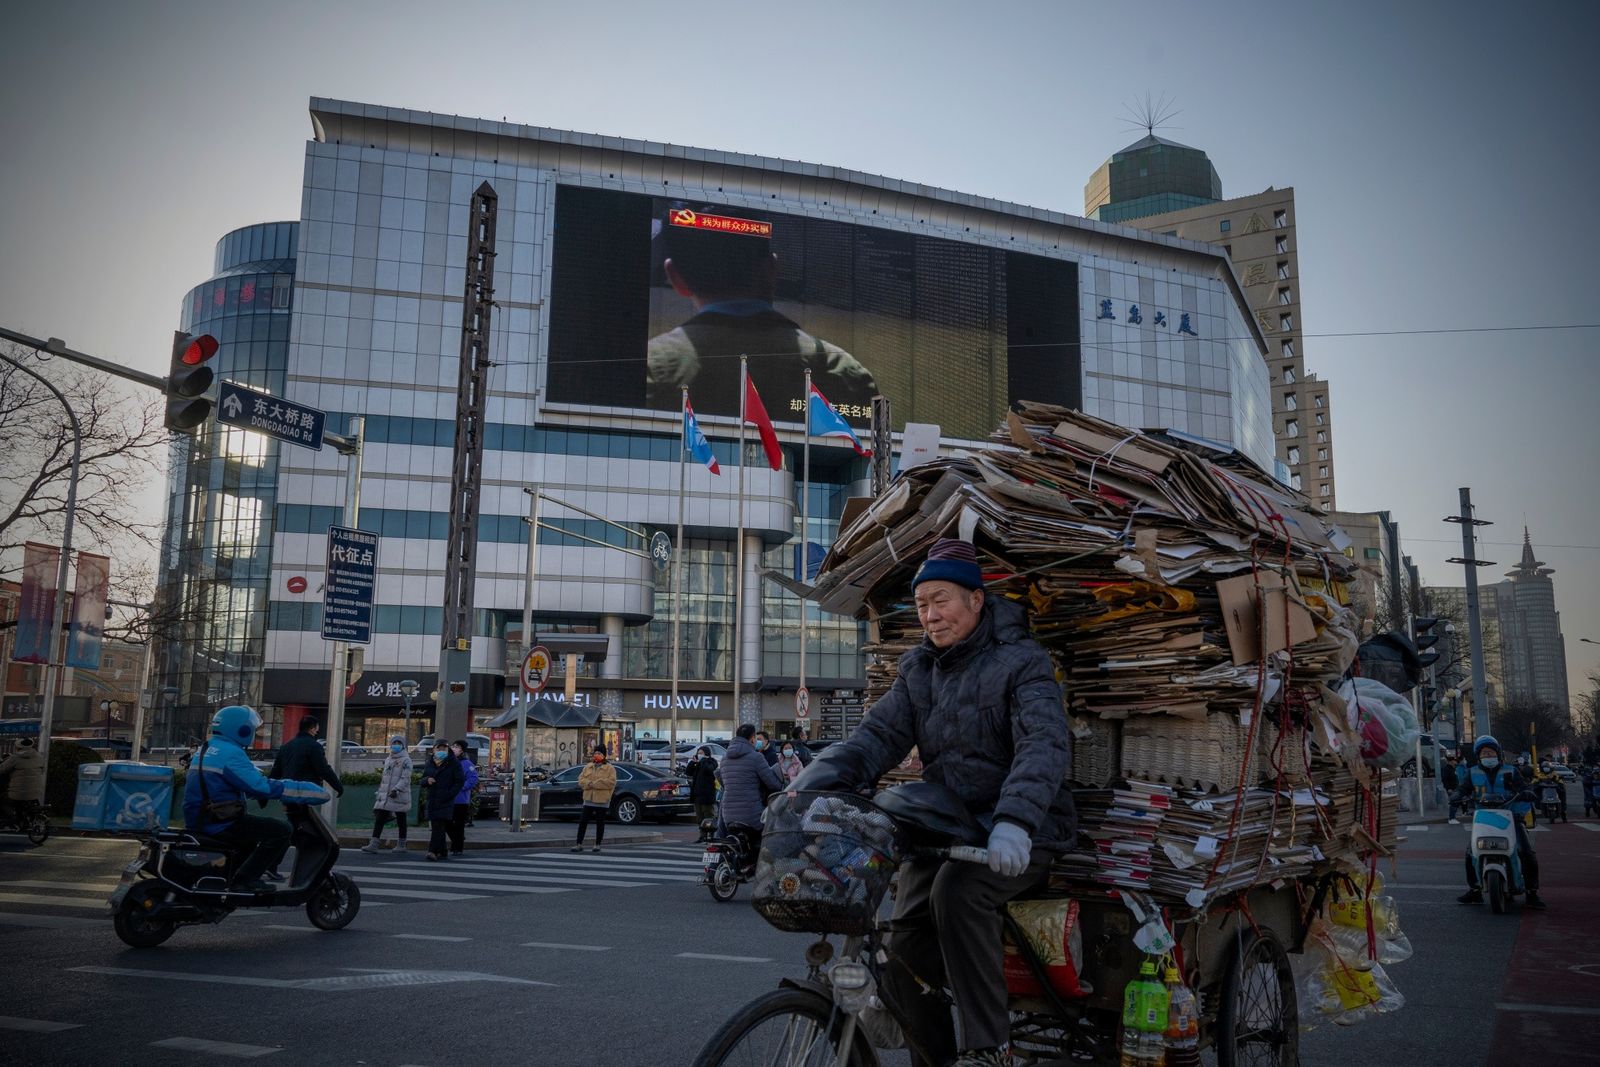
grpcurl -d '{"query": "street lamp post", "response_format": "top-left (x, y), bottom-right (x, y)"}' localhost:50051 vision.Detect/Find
top-left (399, 679), bottom-right (419, 740)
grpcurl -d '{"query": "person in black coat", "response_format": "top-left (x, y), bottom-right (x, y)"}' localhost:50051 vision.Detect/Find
top-left (686, 747), bottom-right (720, 842)
top-left (420, 741), bottom-right (465, 861)
top-left (265, 716), bottom-right (344, 880)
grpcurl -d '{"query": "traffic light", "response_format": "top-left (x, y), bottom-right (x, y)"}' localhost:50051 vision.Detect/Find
top-left (1410, 616), bottom-right (1441, 670)
top-left (165, 330), bottom-right (219, 433)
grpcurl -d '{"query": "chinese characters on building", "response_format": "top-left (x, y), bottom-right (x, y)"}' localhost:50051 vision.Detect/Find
top-left (1096, 301), bottom-right (1198, 336)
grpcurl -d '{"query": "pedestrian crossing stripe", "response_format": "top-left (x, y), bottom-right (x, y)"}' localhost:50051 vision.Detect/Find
top-left (1572, 822), bottom-right (1600, 832)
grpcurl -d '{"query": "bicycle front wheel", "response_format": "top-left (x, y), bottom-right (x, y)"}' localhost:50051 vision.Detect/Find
top-left (693, 986), bottom-right (875, 1067)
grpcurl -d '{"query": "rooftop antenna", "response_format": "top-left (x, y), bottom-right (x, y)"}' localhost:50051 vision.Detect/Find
top-left (1118, 92), bottom-right (1183, 138)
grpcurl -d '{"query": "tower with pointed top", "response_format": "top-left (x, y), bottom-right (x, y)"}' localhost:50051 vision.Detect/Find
top-left (1495, 528), bottom-right (1570, 715)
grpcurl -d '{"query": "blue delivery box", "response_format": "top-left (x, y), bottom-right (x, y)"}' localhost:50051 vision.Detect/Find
top-left (72, 761), bottom-right (174, 831)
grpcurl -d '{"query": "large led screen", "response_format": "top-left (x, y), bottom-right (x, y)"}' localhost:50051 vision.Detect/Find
top-left (546, 186), bottom-right (1080, 440)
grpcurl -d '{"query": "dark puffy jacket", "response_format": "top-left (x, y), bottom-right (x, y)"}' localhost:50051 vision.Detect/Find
top-left (687, 755), bottom-right (719, 806)
top-left (795, 596), bottom-right (1076, 850)
top-left (717, 738), bottom-right (783, 827)
top-left (270, 734), bottom-right (344, 809)
top-left (421, 755), bottom-right (465, 820)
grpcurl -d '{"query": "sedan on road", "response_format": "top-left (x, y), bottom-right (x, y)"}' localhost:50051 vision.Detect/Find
top-left (533, 762), bottom-right (692, 825)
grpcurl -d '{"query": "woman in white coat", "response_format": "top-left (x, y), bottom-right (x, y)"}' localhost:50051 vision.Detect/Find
top-left (362, 735), bottom-right (415, 853)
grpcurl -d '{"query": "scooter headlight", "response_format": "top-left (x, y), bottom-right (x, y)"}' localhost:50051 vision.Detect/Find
top-left (830, 960), bottom-right (876, 1013)
top-left (1474, 837), bottom-right (1510, 851)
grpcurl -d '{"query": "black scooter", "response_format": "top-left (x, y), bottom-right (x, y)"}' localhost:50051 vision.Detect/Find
top-left (109, 809), bottom-right (359, 947)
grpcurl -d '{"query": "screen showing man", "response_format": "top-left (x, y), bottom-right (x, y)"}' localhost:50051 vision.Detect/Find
top-left (646, 205), bottom-right (878, 420)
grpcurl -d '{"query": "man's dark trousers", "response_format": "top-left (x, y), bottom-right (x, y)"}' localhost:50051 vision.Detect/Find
top-left (881, 849), bottom-right (1051, 1065)
top-left (216, 812), bottom-right (292, 884)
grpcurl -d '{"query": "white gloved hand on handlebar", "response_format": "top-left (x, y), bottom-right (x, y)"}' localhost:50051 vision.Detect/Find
top-left (986, 820), bottom-right (1032, 877)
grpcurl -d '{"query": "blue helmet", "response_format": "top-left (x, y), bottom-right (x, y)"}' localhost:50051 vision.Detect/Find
top-left (210, 705), bottom-right (263, 746)
top-left (1472, 734), bottom-right (1500, 759)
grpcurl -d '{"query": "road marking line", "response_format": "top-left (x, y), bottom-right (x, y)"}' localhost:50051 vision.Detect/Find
top-left (72, 966), bottom-right (300, 989)
top-left (353, 887), bottom-right (488, 901)
top-left (520, 941), bottom-right (612, 952)
top-left (1401, 825), bottom-right (1429, 832)
top-left (500, 860), bottom-right (702, 877)
top-left (1496, 1002), bottom-right (1600, 1017)
top-left (676, 952), bottom-right (774, 964)
top-left (356, 866), bottom-right (653, 889)
top-left (0, 912), bottom-right (101, 929)
top-left (1572, 822), bottom-right (1600, 832)
top-left (352, 876), bottom-right (585, 894)
top-left (264, 925), bottom-right (317, 932)
top-left (1384, 883), bottom-right (1468, 890)
top-left (518, 856), bottom-right (706, 870)
top-left (151, 1037), bottom-right (281, 1057)
top-left (0, 893), bottom-right (105, 910)
top-left (0, 1015), bottom-right (83, 1032)
top-left (0, 880), bottom-right (119, 893)
top-left (393, 933), bottom-right (472, 942)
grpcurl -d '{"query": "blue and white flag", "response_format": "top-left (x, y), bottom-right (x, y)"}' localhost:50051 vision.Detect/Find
top-left (684, 396), bottom-right (721, 474)
top-left (807, 383), bottom-right (871, 455)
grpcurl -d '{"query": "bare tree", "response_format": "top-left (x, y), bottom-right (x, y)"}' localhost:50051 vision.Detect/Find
top-left (1490, 698), bottom-right (1574, 758)
top-left (0, 348), bottom-right (167, 594)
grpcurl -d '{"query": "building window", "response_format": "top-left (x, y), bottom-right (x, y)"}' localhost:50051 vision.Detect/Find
top-left (1364, 547), bottom-right (1382, 560)
top-left (1319, 483), bottom-right (1331, 498)
top-left (1285, 419), bottom-right (1300, 436)
top-left (1282, 367), bottom-right (1297, 384)
top-left (1284, 392), bottom-right (1298, 409)
top-left (1277, 260), bottom-right (1290, 279)
top-left (1319, 466), bottom-right (1329, 478)
top-left (1278, 287), bottom-right (1293, 305)
top-left (1290, 472), bottom-right (1303, 490)
top-left (1274, 209), bottom-right (1287, 228)
top-left (1316, 430), bottom-right (1327, 443)
top-left (1220, 219), bottom-right (1231, 233)
top-left (1315, 413), bottom-right (1325, 426)
top-left (1280, 313), bottom-right (1294, 330)
top-left (1317, 448), bottom-right (1328, 461)
top-left (1287, 446), bottom-right (1301, 464)
top-left (1275, 235), bottom-right (1288, 254)
top-left (1281, 340), bottom-right (1295, 358)
top-left (1314, 394), bottom-right (1325, 408)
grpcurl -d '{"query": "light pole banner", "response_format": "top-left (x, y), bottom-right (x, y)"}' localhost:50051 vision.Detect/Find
top-left (12, 541), bottom-right (60, 664)
top-left (66, 551), bottom-right (111, 669)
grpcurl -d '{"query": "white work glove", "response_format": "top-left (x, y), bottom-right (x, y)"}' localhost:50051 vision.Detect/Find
top-left (986, 820), bottom-right (1032, 877)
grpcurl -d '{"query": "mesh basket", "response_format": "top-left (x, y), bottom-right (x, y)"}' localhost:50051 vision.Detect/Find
top-left (751, 791), bottom-right (904, 936)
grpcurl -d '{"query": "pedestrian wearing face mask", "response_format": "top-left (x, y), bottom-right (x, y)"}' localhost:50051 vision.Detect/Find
top-left (362, 735), bottom-right (415, 853)
top-left (448, 740), bottom-right (480, 855)
top-left (776, 741), bottom-right (806, 785)
top-left (753, 730), bottom-right (778, 767)
top-left (573, 745), bottom-right (617, 853)
top-left (421, 741), bottom-right (464, 862)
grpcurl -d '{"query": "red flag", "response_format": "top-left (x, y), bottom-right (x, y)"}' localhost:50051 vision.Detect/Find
top-left (743, 375), bottom-right (783, 471)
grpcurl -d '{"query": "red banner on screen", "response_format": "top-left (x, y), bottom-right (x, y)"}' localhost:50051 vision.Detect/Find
top-left (667, 209), bottom-right (772, 238)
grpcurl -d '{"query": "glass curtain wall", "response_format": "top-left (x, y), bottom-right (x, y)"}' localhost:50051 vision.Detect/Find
top-left (154, 223), bottom-right (297, 746)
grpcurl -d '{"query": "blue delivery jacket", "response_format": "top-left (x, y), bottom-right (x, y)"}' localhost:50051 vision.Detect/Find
top-left (182, 737), bottom-right (328, 833)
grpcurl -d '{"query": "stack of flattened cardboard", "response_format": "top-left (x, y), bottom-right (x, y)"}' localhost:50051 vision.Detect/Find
top-left (811, 403), bottom-right (1388, 909)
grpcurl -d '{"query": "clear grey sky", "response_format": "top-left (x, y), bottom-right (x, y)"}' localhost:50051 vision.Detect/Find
top-left (3, 0), bottom-right (1596, 702)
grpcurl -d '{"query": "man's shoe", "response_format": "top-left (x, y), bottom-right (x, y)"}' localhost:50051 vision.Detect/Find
top-left (424, 852), bottom-right (441, 862)
top-left (570, 845), bottom-right (584, 853)
top-left (1525, 892), bottom-right (1547, 910)
top-left (1448, 818), bottom-right (1460, 825)
top-left (1457, 889), bottom-right (1483, 904)
top-left (237, 879), bottom-right (275, 894)
top-left (953, 1049), bottom-right (1011, 1067)
top-left (591, 846), bottom-right (602, 853)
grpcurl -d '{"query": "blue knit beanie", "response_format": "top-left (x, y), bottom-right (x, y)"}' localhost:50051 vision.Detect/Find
top-left (912, 538), bottom-right (983, 591)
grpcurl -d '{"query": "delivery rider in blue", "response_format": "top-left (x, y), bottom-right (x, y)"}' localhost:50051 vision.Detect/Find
top-left (182, 705), bottom-right (330, 892)
top-left (1454, 734), bottom-right (1545, 909)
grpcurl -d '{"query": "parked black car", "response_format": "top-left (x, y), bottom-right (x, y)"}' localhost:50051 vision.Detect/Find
top-left (534, 762), bottom-right (691, 825)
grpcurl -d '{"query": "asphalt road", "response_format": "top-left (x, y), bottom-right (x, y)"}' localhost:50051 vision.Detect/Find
top-left (1, 801), bottom-right (1596, 1066)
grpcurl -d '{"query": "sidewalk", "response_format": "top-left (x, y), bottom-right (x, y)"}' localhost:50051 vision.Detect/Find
top-left (334, 821), bottom-right (666, 851)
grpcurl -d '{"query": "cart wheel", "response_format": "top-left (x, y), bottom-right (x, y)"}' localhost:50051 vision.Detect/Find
top-left (1215, 927), bottom-right (1298, 1067)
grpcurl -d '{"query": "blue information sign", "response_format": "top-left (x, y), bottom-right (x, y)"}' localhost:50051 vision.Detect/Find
top-left (216, 380), bottom-right (327, 451)
top-left (322, 525), bottom-right (378, 644)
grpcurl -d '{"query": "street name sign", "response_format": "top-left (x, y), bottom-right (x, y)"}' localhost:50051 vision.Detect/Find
top-left (322, 525), bottom-right (378, 643)
top-left (217, 380), bottom-right (327, 450)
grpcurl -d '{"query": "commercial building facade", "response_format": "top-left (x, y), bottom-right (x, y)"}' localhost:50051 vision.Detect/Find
top-left (1085, 137), bottom-right (1337, 508)
top-left (157, 98), bottom-right (1274, 753)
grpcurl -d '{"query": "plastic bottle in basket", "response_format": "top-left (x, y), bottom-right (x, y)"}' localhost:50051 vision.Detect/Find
top-left (1162, 967), bottom-right (1200, 1067)
top-left (1120, 960), bottom-right (1169, 1066)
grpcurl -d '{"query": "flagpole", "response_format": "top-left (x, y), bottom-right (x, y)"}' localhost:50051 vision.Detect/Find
top-left (671, 388), bottom-right (687, 771)
top-left (799, 369), bottom-right (811, 723)
top-left (733, 356), bottom-right (748, 728)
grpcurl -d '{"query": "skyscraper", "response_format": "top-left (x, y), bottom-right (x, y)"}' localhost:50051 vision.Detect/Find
top-left (1085, 137), bottom-right (1337, 507)
top-left (1496, 530), bottom-right (1570, 714)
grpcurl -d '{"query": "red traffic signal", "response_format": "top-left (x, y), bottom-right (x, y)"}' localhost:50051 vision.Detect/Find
top-left (179, 334), bottom-right (219, 366)
top-left (166, 330), bottom-right (219, 433)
